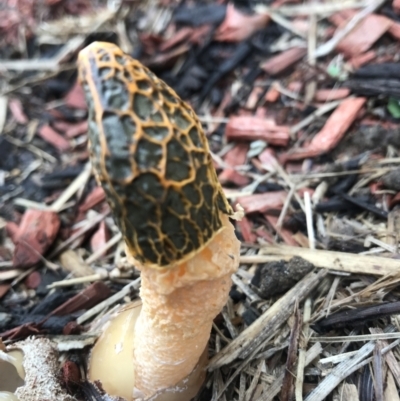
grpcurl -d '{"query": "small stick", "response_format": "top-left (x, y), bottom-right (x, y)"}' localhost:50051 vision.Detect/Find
top-left (77, 277), bottom-right (141, 325)
top-left (240, 245), bottom-right (400, 276)
top-left (208, 269), bottom-right (327, 369)
top-left (304, 192), bottom-right (315, 250)
top-left (50, 162), bottom-right (92, 212)
top-left (85, 232), bottom-right (123, 265)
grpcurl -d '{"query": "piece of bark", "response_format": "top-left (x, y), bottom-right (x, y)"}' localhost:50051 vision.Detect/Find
top-left (349, 51), bottom-right (377, 69)
top-left (389, 22), bottom-right (400, 40)
top-left (159, 27), bottom-right (194, 52)
top-left (53, 120), bottom-right (88, 138)
top-left (282, 97), bottom-right (366, 161)
top-left (24, 271), bottom-right (41, 289)
top-left (236, 216), bottom-right (257, 243)
top-left (215, 3), bottom-right (270, 42)
top-left (218, 143), bottom-right (250, 186)
top-left (5, 221), bottom-right (19, 243)
top-left (37, 125), bottom-right (70, 152)
top-left (265, 214), bottom-right (299, 246)
top-left (9, 98), bottom-right (28, 124)
top-left (12, 209), bottom-right (60, 269)
top-left (314, 88), bottom-right (350, 102)
top-left (226, 116), bottom-right (290, 146)
top-left (335, 14), bottom-right (393, 57)
top-left (239, 191), bottom-right (286, 214)
top-left (240, 245), bottom-right (400, 276)
top-left (258, 148), bottom-right (279, 170)
top-left (90, 221), bottom-right (110, 256)
top-left (265, 85), bottom-right (280, 102)
top-left (394, 0), bottom-right (400, 14)
top-left (261, 47), bottom-right (307, 76)
top-left (64, 81), bottom-right (87, 109)
top-left (280, 306), bottom-right (301, 401)
top-left (79, 186), bottom-right (106, 212)
top-left (48, 282), bottom-right (111, 317)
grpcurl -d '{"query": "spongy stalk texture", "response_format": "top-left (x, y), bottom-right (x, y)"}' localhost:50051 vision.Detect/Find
top-left (130, 215), bottom-right (240, 398)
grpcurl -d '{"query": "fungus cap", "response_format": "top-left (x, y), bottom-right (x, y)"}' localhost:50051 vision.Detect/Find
top-left (78, 42), bottom-right (233, 269)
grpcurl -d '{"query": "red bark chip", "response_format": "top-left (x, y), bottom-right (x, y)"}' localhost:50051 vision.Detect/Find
top-left (314, 88), bottom-right (350, 102)
top-left (261, 47), bottom-right (307, 76)
top-left (239, 191), bottom-right (287, 214)
top-left (12, 209), bottom-right (60, 269)
top-left (90, 221), bottom-right (110, 256)
top-left (9, 98), bottom-right (28, 124)
top-left (226, 116), bottom-right (290, 146)
top-left (283, 97), bottom-right (366, 161)
top-left (237, 216), bottom-right (257, 243)
top-left (38, 125), bottom-right (70, 151)
top-left (215, 3), bottom-right (270, 42)
top-left (335, 14), bottom-right (393, 57)
top-left (219, 143), bottom-right (250, 186)
top-left (64, 82), bottom-right (87, 109)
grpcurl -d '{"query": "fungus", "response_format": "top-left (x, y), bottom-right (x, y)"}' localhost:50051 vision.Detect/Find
top-left (78, 42), bottom-right (241, 401)
top-left (0, 338), bottom-right (76, 401)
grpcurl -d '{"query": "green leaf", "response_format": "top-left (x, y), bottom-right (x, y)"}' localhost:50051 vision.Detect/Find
top-left (388, 98), bottom-right (400, 119)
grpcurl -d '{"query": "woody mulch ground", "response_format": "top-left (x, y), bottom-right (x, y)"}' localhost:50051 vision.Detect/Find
top-left (2, 0), bottom-right (400, 400)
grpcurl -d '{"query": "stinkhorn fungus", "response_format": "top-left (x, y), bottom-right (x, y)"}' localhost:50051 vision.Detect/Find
top-left (77, 42), bottom-right (241, 401)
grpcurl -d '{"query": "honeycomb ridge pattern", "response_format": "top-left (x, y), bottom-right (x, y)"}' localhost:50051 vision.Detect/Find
top-left (78, 42), bottom-right (233, 268)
